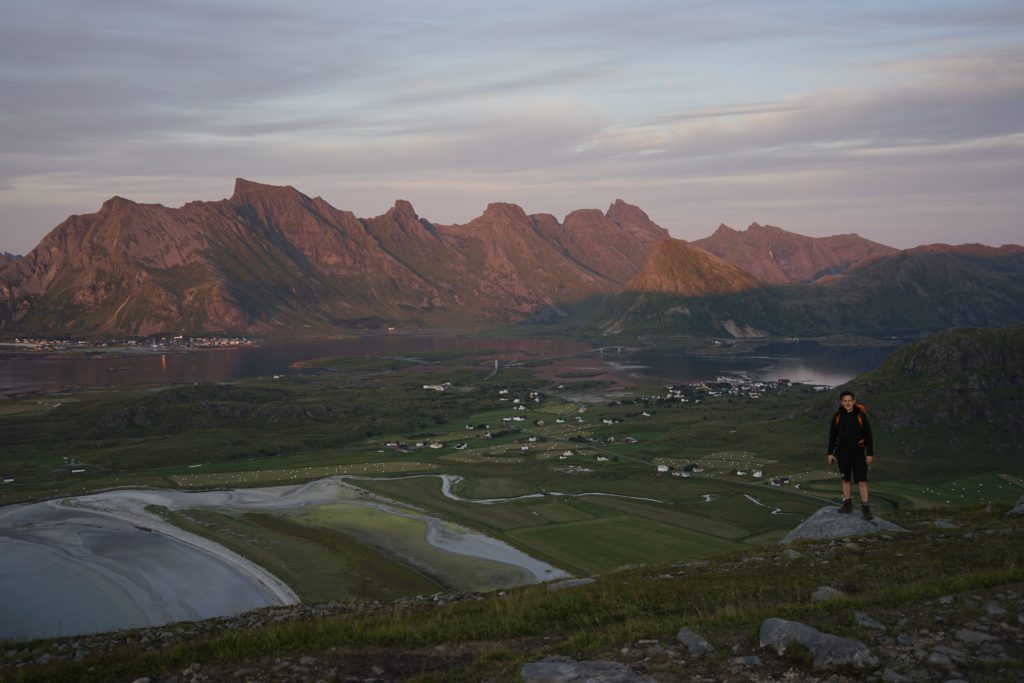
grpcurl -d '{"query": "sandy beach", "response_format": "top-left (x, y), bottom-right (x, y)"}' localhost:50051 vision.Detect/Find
top-left (0, 477), bottom-right (567, 642)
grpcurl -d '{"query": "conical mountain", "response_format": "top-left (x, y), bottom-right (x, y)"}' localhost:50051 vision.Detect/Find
top-left (594, 237), bottom-right (785, 338)
top-left (626, 237), bottom-right (761, 296)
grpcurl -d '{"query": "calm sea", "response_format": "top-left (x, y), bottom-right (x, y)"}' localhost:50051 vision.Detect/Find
top-left (0, 336), bottom-right (896, 396)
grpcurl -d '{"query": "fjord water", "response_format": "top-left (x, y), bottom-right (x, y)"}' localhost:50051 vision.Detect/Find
top-left (0, 336), bottom-right (895, 395)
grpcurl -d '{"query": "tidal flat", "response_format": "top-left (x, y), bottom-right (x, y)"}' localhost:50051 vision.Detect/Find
top-left (0, 478), bottom-right (565, 642)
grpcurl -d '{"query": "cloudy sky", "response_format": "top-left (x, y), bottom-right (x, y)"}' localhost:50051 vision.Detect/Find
top-left (1, 0), bottom-right (1022, 254)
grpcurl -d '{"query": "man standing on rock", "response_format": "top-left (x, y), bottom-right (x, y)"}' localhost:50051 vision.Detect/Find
top-left (827, 390), bottom-right (875, 520)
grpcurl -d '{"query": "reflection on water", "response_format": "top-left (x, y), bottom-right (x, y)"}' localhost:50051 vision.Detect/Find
top-left (0, 336), bottom-right (589, 395)
top-left (0, 336), bottom-right (898, 396)
top-left (625, 341), bottom-right (895, 387)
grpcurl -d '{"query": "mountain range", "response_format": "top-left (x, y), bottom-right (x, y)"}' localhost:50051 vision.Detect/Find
top-left (2, 179), bottom-right (1022, 337)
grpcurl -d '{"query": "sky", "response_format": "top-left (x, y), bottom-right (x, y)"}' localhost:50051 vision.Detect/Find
top-left (1, 0), bottom-right (1022, 255)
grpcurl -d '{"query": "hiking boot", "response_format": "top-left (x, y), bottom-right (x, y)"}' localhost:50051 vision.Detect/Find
top-left (862, 504), bottom-right (874, 521)
top-left (838, 498), bottom-right (853, 514)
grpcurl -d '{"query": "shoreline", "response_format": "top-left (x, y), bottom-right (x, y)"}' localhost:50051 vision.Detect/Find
top-left (0, 477), bottom-right (568, 642)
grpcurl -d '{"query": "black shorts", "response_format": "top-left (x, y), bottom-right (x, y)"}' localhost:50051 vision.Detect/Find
top-left (836, 450), bottom-right (868, 483)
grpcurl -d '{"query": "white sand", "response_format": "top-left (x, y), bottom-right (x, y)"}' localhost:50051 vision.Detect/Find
top-left (0, 476), bottom-right (570, 642)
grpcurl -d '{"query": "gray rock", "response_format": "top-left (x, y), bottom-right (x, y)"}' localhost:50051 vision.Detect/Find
top-left (782, 549), bottom-right (804, 560)
top-left (854, 611), bottom-right (886, 631)
top-left (1009, 495), bottom-right (1024, 515)
top-left (521, 656), bottom-right (655, 682)
top-left (811, 586), bottom-right (846, 602)
top-left (896, 633), bottom-right (914, 646)
top-left (759, 617), bottom-right (879, 669)
top-left (676, 628), bottom-right (714, 657)
top-left (780, 506), bottom-right (907, 544)
top-left (932, 519), bottom-right (958, 529)
top-left (882, 668), bottom-right (911, 683)
top-left (954, 628), bottom-right (994, 643)
top-left (983, 601), bottom-right (1006, 616)
top-left (731, 655), bottom-right (762, 666)
top-left (546, 578), bottom-right (596, 592)
top-left (927, 651), bottom-right (953, 668)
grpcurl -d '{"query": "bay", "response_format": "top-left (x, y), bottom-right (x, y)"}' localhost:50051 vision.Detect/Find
top-left (0, 336), bottom-right (895, 396)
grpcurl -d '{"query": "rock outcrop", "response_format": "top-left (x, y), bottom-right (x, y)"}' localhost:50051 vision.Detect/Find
top-left (780, 506), bottom-right (907, 544)
top-left (759, 617), bottom-right (879, 669)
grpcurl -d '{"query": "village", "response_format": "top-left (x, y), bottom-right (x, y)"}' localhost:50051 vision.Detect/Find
top-left (2, 334), bottom-right (252, 352)
top-left (372, 376), bottom-right (798, 486)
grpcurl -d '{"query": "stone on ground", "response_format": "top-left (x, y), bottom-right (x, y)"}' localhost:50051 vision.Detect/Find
top-left (780, 506), bottom-right (907, 544)
top-left (759, 617), bottom-right (879, 669)
top-left (676, 627), bottom-right (714, 656)
top-left (521, 656), bottom-right (654, 682)
top-left (811, 586), bottom-right (846, 602)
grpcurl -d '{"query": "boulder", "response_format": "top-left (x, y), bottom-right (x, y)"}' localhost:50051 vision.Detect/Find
top-left (676, 627), bottom-right (714, 657)
top-left (780, 506), bottom-right (907, 544)
top-left (759, 618), bottom-right (879, 669)
top-left (521, 656), bottom-right (655, 682)
top-left (811, 586), bottom-right (846, 602)
top-left (1009, 495), bottom-right (1024, 515)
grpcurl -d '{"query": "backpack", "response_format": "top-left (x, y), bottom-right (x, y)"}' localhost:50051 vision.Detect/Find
top-left (834, 403), bottom-right (867, 447)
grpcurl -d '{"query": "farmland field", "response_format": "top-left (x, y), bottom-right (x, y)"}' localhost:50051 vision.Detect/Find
top-left (2, 348), bottom-right (1022, 601)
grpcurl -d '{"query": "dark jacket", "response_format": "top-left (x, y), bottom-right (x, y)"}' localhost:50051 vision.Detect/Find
top-left (828, 408), bottom-right (874, 456)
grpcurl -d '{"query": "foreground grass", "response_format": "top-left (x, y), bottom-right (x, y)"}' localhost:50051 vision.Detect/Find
top-left (7, 505), bottom-right (1022, 683)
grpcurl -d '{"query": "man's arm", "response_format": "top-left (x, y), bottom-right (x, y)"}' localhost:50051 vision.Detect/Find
top-left (827, 413), bottom-right (838, 464)
top-left (862, 413), bottom-right (874, 456)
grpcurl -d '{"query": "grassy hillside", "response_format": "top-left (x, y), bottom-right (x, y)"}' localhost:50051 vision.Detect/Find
top-left (5, 504), bottom-right (1023, 682)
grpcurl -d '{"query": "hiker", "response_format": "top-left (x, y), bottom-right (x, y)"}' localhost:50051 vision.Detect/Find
top-left (827, 390), bottom-right (875, 520)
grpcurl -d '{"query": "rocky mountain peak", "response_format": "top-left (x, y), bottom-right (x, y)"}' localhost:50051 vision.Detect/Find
top-left (230, 178), bottom-right (304, 205)
top-left (480, 202), bottom-right (530, 224)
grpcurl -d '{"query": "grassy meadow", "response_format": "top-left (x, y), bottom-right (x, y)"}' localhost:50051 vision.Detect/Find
top-left (2, 346), bottom-right (1023, 602)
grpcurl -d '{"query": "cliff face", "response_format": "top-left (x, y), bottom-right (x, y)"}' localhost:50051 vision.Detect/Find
top-left (0, 181), bottom-right (664, 334)
top-left (693, 223), bottom-right (897, 284)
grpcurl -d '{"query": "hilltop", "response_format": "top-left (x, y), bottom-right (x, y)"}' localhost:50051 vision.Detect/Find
top-left (5, 504), bottom-right (1023, 682)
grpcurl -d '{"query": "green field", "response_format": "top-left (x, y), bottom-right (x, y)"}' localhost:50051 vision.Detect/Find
top-left (2, 349), bottom-right (1023, 600)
